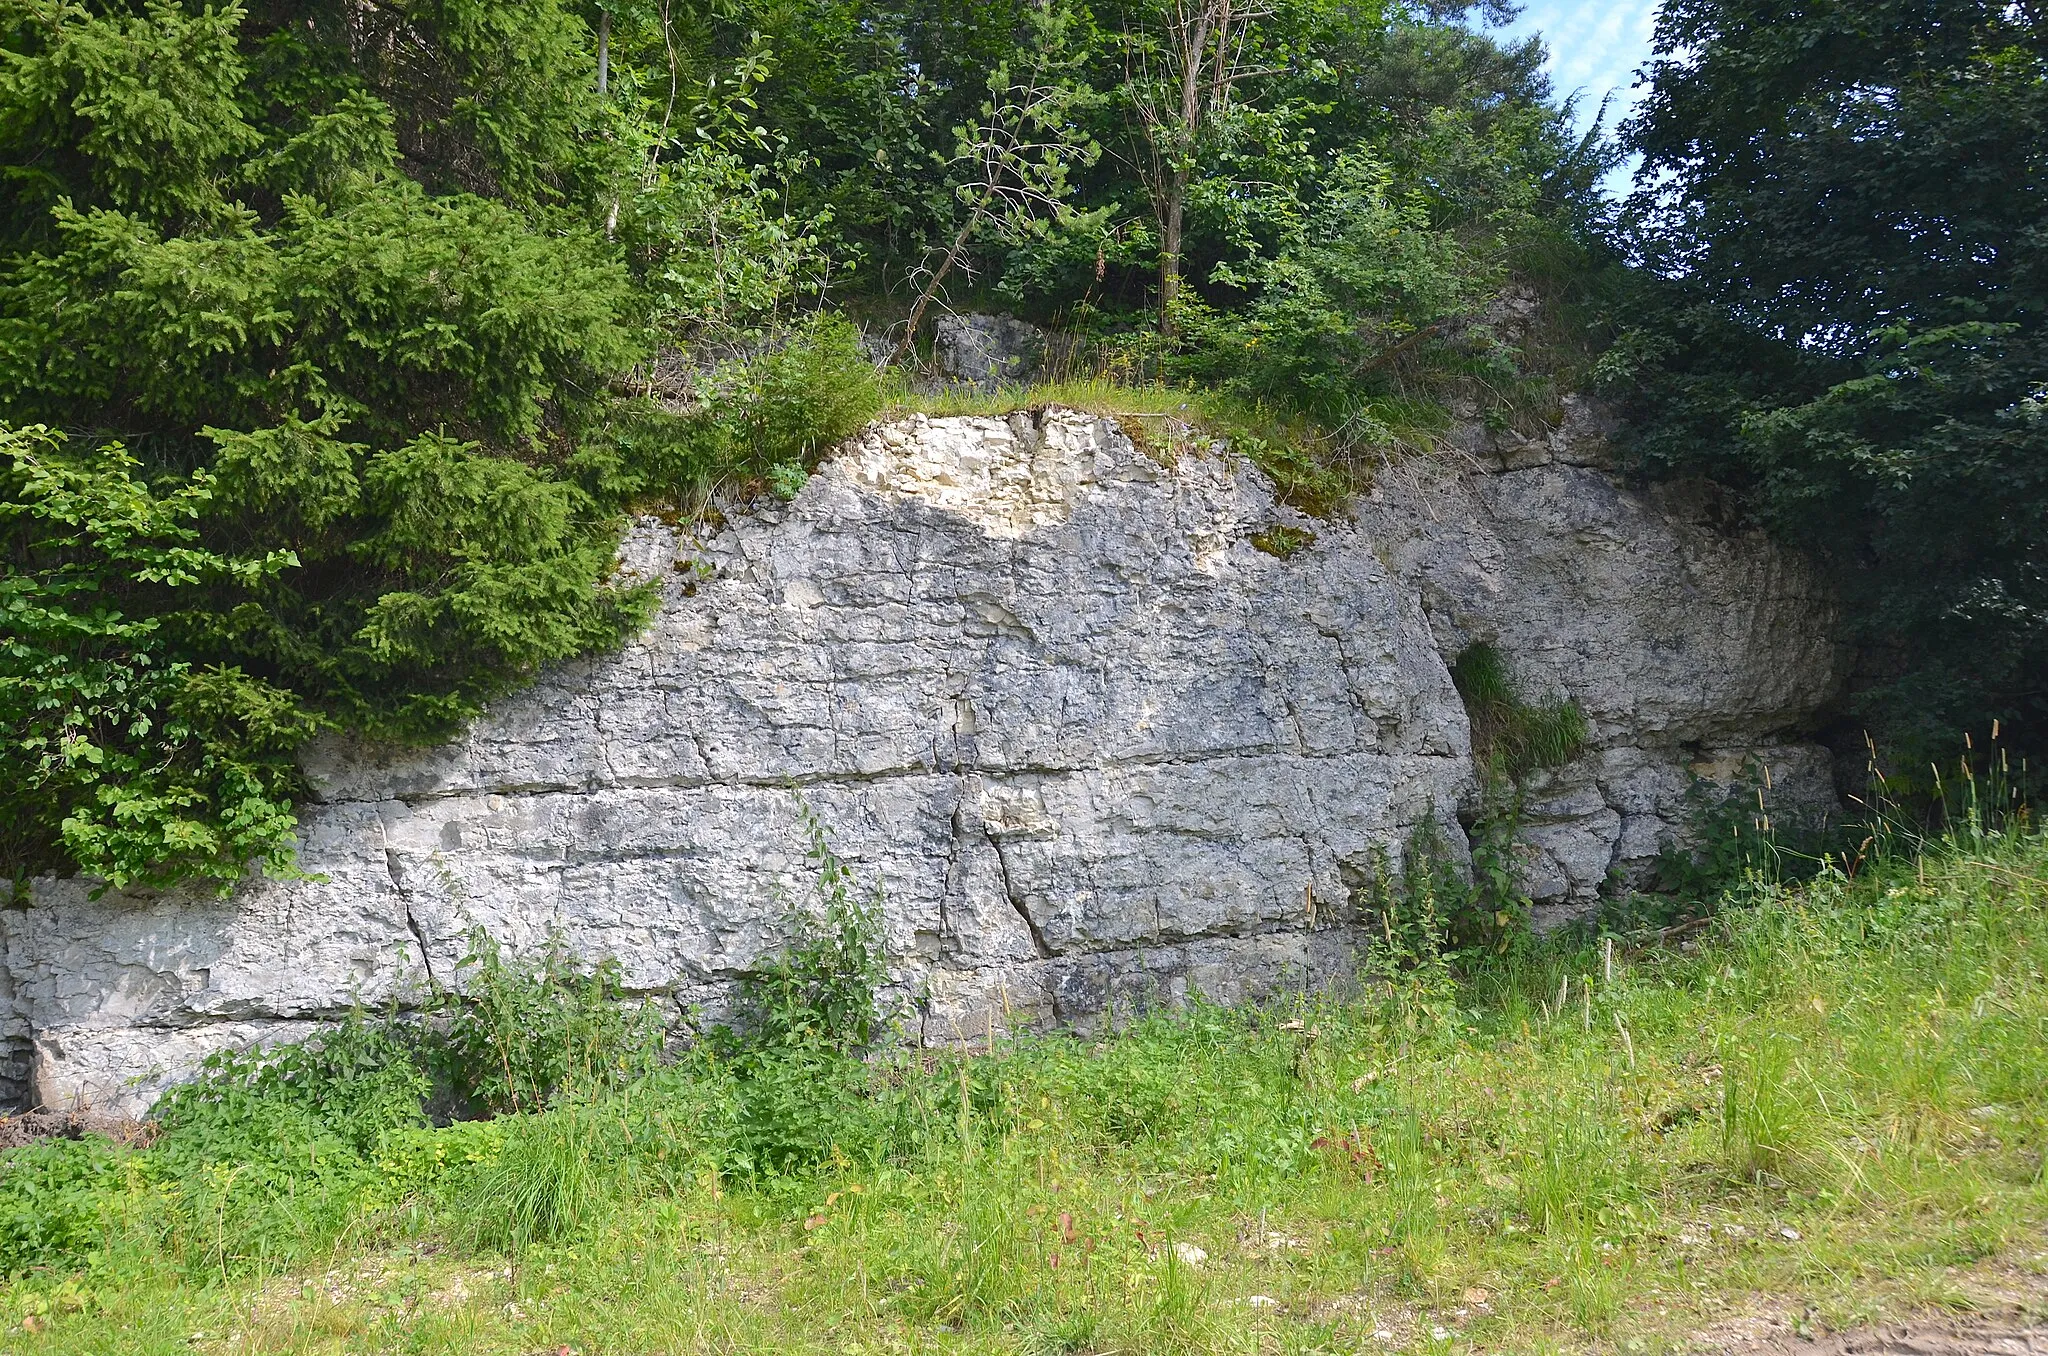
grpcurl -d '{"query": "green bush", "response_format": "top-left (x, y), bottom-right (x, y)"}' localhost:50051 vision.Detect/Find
top-left (0, 1135), bottom-right (128, 1277)
top-left (716, 799), bottom-right (894, 1059)
top-left (430, 930), bottom-right (665, 1118)
top-left (143, 1015), bottom-right (433, 1272)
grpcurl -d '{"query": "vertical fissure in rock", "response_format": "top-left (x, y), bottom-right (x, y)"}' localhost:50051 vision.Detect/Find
top-left (992, 838), bottom-right (1055, 959)
top-left (385, 848), bottom-right (439, 991)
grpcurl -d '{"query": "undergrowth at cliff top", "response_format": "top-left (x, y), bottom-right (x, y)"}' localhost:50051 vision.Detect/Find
top-left (2, 829), bottom-right (2045, 1353)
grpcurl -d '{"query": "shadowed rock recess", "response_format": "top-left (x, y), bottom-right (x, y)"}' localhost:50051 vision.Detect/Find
top-left (3, 408), bottom-right (1847, 1114)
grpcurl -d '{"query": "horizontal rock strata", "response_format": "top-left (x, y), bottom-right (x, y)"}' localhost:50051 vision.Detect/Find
top-left (5, 407), bottom-right (1845, 1114)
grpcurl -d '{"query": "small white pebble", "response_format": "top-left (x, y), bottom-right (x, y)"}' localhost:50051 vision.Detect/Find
top-left (1780, 1226), bottom-right (1801, 1241)
top-left (1172, 1241), bottom-right (1207, 1267)
top-left (1247, 1295), bottom-right (1280, 1308)
top-left (1432, 1325), bottom-right (1452, 1341)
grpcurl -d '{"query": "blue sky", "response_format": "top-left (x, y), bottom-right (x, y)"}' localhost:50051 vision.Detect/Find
top-left (1497, 1), bottom-right (1662, 134)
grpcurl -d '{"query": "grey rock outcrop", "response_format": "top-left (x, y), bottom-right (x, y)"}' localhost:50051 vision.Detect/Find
top-left (1360, 396), bottom-right (1846, 906)
top-left (3, 407), bottom-right (1846, 1115)
top-left (932, 313), bottom-right (1046, 388)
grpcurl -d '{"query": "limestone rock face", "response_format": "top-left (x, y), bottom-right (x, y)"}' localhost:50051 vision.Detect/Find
top-left (1358, 397), bottom-right (1847, 912)
top-left (931, 313), bottom-right (1046, 388)
top-left (4, 408), bottom-right (1846, 1114)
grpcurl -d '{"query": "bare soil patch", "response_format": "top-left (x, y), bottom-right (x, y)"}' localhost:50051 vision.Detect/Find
top-left (0, 1109), bottom-right (151, 1149)
top-left (1693, 1261), bottom-right (2048, 1356)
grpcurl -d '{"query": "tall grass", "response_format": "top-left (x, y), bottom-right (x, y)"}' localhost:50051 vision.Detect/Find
top-left (2, 823), bottom-right (2045, 1352)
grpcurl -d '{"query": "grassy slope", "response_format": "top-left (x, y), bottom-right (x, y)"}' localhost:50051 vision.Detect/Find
top-left (7, 835), bottom-right (2047, 1354)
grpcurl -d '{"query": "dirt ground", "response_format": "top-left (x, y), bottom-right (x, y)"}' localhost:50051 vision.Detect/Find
top-left (1713, 1315), bottom-right (2044, 1355)
top-left (0, 1109), bottom-right (151, 1150)
top-left (1692, 1259), bottom-right (2048, 1356)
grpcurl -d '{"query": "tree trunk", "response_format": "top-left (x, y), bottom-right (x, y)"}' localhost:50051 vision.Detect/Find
top-left (1157, 0), bottom-right (1215, 338)
top-left (1158, 172), bottom-right (1186, 337)
top-left (891, 216), bottom-right (979, 368)
top-left (597, 10), bottom-right (610, 94)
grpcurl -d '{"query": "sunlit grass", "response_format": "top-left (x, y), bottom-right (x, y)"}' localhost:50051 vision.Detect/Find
top-left (6, 833), bottom-right (2047, 1353)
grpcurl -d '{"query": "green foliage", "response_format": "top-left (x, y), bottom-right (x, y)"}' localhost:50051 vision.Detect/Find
top-left (143, 1014), bottom-right (432, 1274)
top-left (1451, 642), bottom-right (1586, 781)
top-left (0, 2), bottom-right (899, 890)
top-left (709, 317), bottom-right (885, 500)
top-left (1611, 0), bottom-right (2048, 757)
top-left (0, 1135), bottom-right (126, 1277)
top-left (733, 0), bottom-right (1613, 428)
top-left (582, 314), bottom-right (883, 510)
top-left (1361, 802), bottom-right (1528, 978)
top-left (686, 799), bottom-right (907, 1182)
top-left (430, 930), bottom-right (665, 1119)
top-left (1646, 762), bottom-right (1797, 908)
top-left (1248, 524), bottom-right (1315, 560)
top-left (0, 424), bottom-right (309, 890)
top-left (1350, 640), bottom-right (1589, 970)
top-left (720, 799), bottom-right (893, 1059)
top-left (1167, 149), bottom-right (1501, 449)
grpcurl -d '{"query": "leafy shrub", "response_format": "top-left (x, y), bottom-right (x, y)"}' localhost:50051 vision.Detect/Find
top-left (0, 1135), bottom-right (128, 1277)
top-left (1353, 645), bottom-right (1584, 971)
top-left (0, 426), bottom-right (313, 892)
top-left (364, 1119), bottom-right (508, 1212)
top-left (597, 315), bottom-right (883, 510)
top-left (1169, 152), bottom-right (1495, 442)
top-left (144, 1015), bottom-right (433, 1272)
top-left (431, 930), bottom-right (665, 1118)
top-left (717, 316), bottom-right (885, 497)
top-left (719, 799), bottom-right (894, 1058)
top-left (1622, 759), bottom-right (1844, 928)
top-left (153, 1016), bottom-right (431, 1158)
top-left (710, 1048), bottom-right (899, 1181)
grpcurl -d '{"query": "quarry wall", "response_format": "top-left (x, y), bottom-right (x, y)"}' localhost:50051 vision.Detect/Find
top-left (5, 406), bottom-right (1846, 1114)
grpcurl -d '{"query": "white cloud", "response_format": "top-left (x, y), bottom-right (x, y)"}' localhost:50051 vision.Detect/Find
top-left (1501, 0), bottom-right (1662, 126)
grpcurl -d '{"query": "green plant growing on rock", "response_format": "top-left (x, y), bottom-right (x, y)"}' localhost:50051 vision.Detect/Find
top-left (1248, 524), bottom-right (1315, 560)
top-left (1361, 642), bottom-right (1590, 971)
top-left (1451, 642), bottom-right (1588, 782)
top-left (720, 799), bottom-right (895, 1059)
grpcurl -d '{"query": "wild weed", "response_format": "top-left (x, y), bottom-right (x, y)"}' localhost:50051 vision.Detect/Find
top-left (1719, 1032), bottom-right (1811, 1182)
top-left (1451, 643), bottom-right (1587, 780)
top-left (431, 930), bottom-right (664, 1117)
top-left (0, 1136), bottom-right (128, 1277)
top-left (452, 1100), bottom-right (623, 1251)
